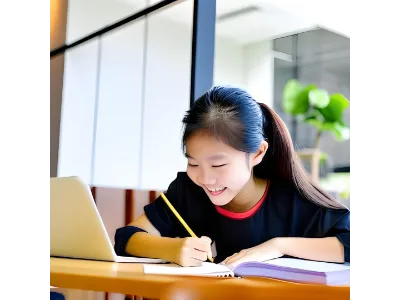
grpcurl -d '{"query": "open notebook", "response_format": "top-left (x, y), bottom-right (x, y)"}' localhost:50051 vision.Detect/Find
top-left (143, 258), bottom-right (350, 285)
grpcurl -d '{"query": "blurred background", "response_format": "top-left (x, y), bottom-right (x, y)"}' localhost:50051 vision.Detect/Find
top-left (50, 1), bottom-right (349, 299)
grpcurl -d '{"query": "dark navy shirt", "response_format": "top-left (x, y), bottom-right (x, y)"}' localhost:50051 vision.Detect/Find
top-left (144, 172), bottom-right (350, 263)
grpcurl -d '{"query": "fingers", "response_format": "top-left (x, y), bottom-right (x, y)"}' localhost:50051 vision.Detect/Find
top-left (207, 249), bottom-right (213, 261)
top-left (222, 250), bottom-right (247, 267)
top-left (190, 249), bottom-right (208, 262)
top-left (200, 236), bottom-right (214, 262)
top-left (200, 236), bottom-right (212, 243)
top-left (183, 257), bottom-right (204, 267)
top-left (177, 250), bottom-right (205, 267)
top-left (193, 237), bottom-right (211, 261)
top-left (181, 237), bottom-right (212, 263)
top-left (192, 236), bottom-right (212, 253)
top-left (221, 253), bottom-right (237, 265)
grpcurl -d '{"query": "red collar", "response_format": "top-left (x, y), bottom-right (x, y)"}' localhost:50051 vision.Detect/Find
top-left (215, 180), bottom-right (270, 220)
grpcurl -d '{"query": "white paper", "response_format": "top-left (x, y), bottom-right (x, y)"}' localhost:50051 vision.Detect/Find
top-left (143, 262), bottom-right (232, 276)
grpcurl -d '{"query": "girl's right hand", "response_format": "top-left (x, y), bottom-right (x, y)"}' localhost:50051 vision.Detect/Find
top-left (173, 236), bottom-right (212, 267)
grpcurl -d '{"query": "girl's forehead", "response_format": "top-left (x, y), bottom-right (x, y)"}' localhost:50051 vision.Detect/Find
top-left (186, 133), bottom-right (243, 158)
top-left (186, 131), bottom-right (229, 149)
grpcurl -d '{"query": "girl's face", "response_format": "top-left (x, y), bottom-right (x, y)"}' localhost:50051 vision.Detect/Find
top-left (185, 130), bottom-right (266, 206)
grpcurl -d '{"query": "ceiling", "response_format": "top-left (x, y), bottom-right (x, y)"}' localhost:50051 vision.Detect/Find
top-left (117, 0), bottom-right (319, 45)
top-left (75, 0), bottom-right (352, 45)
top-left (258, 0), bottom-right (350, 38)
top-left (118, 0), bottom-right (352, 44)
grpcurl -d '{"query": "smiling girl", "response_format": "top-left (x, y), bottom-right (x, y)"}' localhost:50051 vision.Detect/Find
top-left (114, 86), bottom-right (350, 268)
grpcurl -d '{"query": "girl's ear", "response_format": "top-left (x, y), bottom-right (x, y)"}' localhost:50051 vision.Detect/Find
top-left (251, 141), bottom-right (268, 167)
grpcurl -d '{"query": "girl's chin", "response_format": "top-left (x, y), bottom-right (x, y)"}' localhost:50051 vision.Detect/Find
top-left (207, 191), bottom-right (233, 206)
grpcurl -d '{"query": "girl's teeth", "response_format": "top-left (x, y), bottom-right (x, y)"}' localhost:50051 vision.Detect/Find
top-left (209, 188), bottom-right (224, 192)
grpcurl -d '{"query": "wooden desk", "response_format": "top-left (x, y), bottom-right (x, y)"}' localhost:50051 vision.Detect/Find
top-left (50, 257), bottom-right (350, 299)
top-left (51, 257), bottom-right (182, 298)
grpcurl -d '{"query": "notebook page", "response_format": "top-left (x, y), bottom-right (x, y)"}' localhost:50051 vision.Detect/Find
top-left (143, 262), bottom-right (233, 276)
top-left (262, 258), bottom-right (350, 272)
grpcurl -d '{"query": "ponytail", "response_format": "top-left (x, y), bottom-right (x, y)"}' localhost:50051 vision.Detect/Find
top-left (255, 103), bottom-right (345, 210)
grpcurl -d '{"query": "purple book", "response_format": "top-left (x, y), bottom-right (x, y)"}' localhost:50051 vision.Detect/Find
top-left (143, 258), bottom-right (350, 285)
top-left (233, 258), bottom-right (350, 285)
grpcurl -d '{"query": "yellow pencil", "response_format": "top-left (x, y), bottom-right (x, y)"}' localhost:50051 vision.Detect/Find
top-left (160, 192), bottom-right (214, 263)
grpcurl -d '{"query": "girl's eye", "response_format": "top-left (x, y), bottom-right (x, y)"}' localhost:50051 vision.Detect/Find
top-left (188, 163), bottom-right (198, 167)
top-left (212, 164), bottom-right (227, 168)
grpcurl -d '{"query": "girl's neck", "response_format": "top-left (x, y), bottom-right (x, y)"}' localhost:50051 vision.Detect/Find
top-left (222, 176), bottom-right (268, 213)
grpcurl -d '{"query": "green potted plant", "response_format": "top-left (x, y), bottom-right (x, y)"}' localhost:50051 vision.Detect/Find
top-left (282, 79), bottom-right (350, 149)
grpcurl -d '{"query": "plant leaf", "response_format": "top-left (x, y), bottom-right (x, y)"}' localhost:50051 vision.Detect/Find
top-left (304, 119), bottom-right (350, 142)
top-left (332, 123), bottom-right (350, 141)
top-left (295, 84), bottom-right (317, 115)
top-left (304, 116), bottom-right (325, 130)
top-left (337, 119), bottom-right (347, 126)
top-left (309, 88), bottom-right (330, 108)
top-left (302, 108), bottom-right (324, 121)
top-left (282, 80), bottom-right (315, 115)
top-left (318, 122), bottom-right (338, 132)
top-left (282, 79), bottom-right (303, 114)
top-left (318, 93), bottom-right (349, 122)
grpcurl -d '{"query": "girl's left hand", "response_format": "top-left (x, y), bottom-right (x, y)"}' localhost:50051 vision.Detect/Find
top-left (221, 238), bottom-right (284, 269)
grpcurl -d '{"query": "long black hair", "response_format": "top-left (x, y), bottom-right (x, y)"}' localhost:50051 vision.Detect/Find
top-left (182, 85), bottom-right (344, 209)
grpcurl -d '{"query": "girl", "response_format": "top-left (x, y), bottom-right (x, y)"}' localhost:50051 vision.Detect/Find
top-left (114, 86), bottom-right (350, 268)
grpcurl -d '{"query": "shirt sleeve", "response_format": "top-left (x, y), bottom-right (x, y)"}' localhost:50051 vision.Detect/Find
top-left (326, 211), bottom-right (350, 262)
top-left (292, 189), bottom-right (350, 263)
top-left (143, 173), bottom-right (187, 238)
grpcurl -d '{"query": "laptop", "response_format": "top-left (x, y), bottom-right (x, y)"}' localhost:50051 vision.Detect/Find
top-left (50, 176), bottom-right (163, 263)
